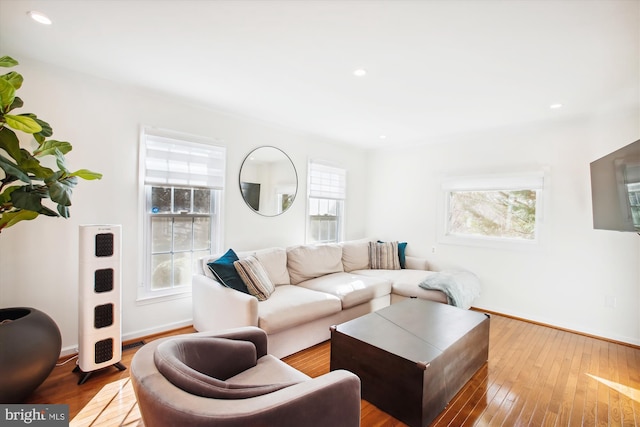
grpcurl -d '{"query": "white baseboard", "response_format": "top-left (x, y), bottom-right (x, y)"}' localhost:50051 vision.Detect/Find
top-left (121, 318), bottom-right (193, 343)
top-left (59, 318), bottom-right (193, 358)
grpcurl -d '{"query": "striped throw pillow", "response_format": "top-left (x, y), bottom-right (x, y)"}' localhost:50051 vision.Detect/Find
top-left (369, 241), bottom-right (401, 270)
top-left (234, 256), bottom-right (275, 301)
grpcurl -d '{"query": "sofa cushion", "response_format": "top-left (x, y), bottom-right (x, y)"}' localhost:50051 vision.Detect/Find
top-left (257, 285), bottom-right (342, 334)
top-left (287, 244), bottom-right (344, 285)
top-left (207, 249), bottom-right (250, 294)
top-left (340, 238), bottom-right (372, 272)
top-left (254, 247), bottom-right (290, 285)
top-left (353, 269), bottom-right (448, 303)
top-left (297, 272), bottom-right (392, 309)
top-left (234, 256), bottom-right (275, 301)
top-left (369, 241), bottom-right (401, 270)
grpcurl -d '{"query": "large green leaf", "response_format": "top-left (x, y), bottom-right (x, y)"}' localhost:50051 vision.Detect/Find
top-left (71, 169), bottom-right (103, 180)
top-left (0, 78), bottom-right (16, 110)
top-left (52, 148), bottom-right (69, 174)
top-left (57, 204), bottom-right (69, 218)
top-left (7, 96), bottom-right (23, 112)
top-left (44, 170), bottom-right (63, 184)
top-left (16, 149), bottom-right (54, 179)
top-left (0, 153), bottom-right (31, 183)
top-left (0, 185), bottom-right (19, 204)
top-left (10, 187), bottom-right (58, 216)
top-left (0, 126), bottom-right (21, 161)
top-left (0, 56), bottom-right (18, 68)
top-left (0, 209), bottom-right (39, 232)
top-left (33, 116), bottom-right (53, 141)
top-left (49, 176), bottom-right (77, 206)
top-left (34, 140), bottom-right (72, 157)
top-left (0, 129), bottom-right (55, 180)
top-left (1, 71), bottom-right (23, 90)
top-left (4, 114), bottom-right (42, 134)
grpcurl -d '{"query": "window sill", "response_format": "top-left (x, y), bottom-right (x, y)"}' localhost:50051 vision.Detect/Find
top-left (136, 289), bottom-right (192, 305)
top-left (439, 233), bottom-right (541, 252)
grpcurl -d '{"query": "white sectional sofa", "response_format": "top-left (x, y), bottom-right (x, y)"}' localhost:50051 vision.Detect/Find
top-left (192, 239), bottom-right (448, 358)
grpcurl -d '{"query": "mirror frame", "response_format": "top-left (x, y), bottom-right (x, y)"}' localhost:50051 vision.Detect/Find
top-left (239, 146), bottom-right (298, 217)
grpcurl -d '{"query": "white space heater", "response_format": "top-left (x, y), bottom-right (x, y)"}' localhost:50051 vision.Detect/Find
top-left (75, 224), bottom-right (126, 384)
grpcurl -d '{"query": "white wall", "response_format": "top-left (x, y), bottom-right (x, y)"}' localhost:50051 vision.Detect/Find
top-left (0, 58), bottom-right (369, 354)
top-left (366, 109), bottom-right (640, 345)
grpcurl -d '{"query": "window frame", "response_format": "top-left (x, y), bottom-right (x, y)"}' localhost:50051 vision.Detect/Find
top-left (438, 171), bottom-right (547, 250)
top-left (306, 160), bottom-right (346, 244)
top-left (138, 127), bottom-right (225, 302)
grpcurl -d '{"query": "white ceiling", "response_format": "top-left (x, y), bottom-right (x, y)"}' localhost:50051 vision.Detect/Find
top-left (0, 0), bottom-right (638, 148)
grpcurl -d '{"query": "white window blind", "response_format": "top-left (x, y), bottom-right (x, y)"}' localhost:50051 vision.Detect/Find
top-left (308, 161), bottom-right (346, 199)
top-left (441, 172), bottom-right (544, 192)
top-left (143, 129), bottom-right (226, 189)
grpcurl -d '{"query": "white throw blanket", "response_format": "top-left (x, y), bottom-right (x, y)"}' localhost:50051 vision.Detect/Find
top-left (418, 269), bottom-right (481, 309)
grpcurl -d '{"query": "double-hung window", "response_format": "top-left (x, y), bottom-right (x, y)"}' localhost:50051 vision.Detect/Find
top-left (441, 172), bottom-right (545, 247)
top-left (140, 128), bottom-right (225, 299)
top-left (307, 160), bottom-right (346, 243)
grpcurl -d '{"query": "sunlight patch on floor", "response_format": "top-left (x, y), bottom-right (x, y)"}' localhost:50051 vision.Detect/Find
top-left (587, 374), bottom-right (640, 403)
top-left (70, 378), bottom-right (140, 427)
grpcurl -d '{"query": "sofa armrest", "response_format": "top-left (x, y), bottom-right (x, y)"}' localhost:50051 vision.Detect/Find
top-left (405, 255), bottom-right (430, 270)
top-left (192, 274), bottom-right (259, 332)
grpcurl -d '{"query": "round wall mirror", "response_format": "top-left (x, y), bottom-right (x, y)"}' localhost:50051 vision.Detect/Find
top-left (239, 146), bottom-right (298, 216)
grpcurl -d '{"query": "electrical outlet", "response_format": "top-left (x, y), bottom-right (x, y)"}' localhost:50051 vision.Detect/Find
top-left (431, 246), bottom-right (436, 254)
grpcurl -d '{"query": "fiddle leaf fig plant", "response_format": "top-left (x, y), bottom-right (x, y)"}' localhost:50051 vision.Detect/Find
top-left (0, 56), bottom-right (102, 233)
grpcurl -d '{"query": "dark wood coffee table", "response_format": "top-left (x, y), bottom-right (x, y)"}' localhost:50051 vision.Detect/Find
top-left (330, 298), bottom-right (489, 427)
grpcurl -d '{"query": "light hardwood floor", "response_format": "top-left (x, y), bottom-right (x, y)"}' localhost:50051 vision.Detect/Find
top-left (24, 313), bottom-right (640, 426)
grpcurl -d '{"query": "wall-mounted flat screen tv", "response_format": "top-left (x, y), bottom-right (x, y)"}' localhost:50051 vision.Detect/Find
top-left (590, 138), bottom-right (640, 232)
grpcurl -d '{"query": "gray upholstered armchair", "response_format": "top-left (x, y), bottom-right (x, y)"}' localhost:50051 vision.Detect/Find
top-left (130, 326), bottom-right (361, 427)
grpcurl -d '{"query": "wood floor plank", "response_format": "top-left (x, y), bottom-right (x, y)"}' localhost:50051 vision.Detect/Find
top-left (626, 344), bottom-right (640, 425)
top-left (523, 327), bottom-right (562, 425)
top-left (584, 336), bottom-right (600, 426)
top-left (619, 344), bottom-right (639, 426)
top-left (476, 318), bottom-right (534, 425)
top-left (557, 333), bottom-right (586, 426)
top-left (502, 323), bottom-right (555, 425)
top-left (596, 339), bottom-right (611, 426)
top-left (498, 319), bottom-right (550, 425)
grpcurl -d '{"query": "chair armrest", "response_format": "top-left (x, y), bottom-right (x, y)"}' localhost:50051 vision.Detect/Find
top-left (192, 274), bottom-right (259, 332)
top-left (222, 370), bottom-right (361, 427)
top-left (405, 255), bottom-right (430, 270)
top-left (261, 370), bottom-right (361, 427)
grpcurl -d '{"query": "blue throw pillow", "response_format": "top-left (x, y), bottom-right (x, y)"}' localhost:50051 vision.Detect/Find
top-left (378, 240), bottom-right (408, 269)
top-left (207, 249), bottom-right (250, 294)
top-left (397, 242), bottom-right (407, 269)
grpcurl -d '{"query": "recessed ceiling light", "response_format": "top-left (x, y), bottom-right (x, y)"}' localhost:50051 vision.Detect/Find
top-left (353, 69), bottom-right (367, 77)
top-left (549, 103), bottom-right (563, 109)
top-left (379, 135), bottom-right (387, 140)
top-left (27, 11), bottom-right (52, 25)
